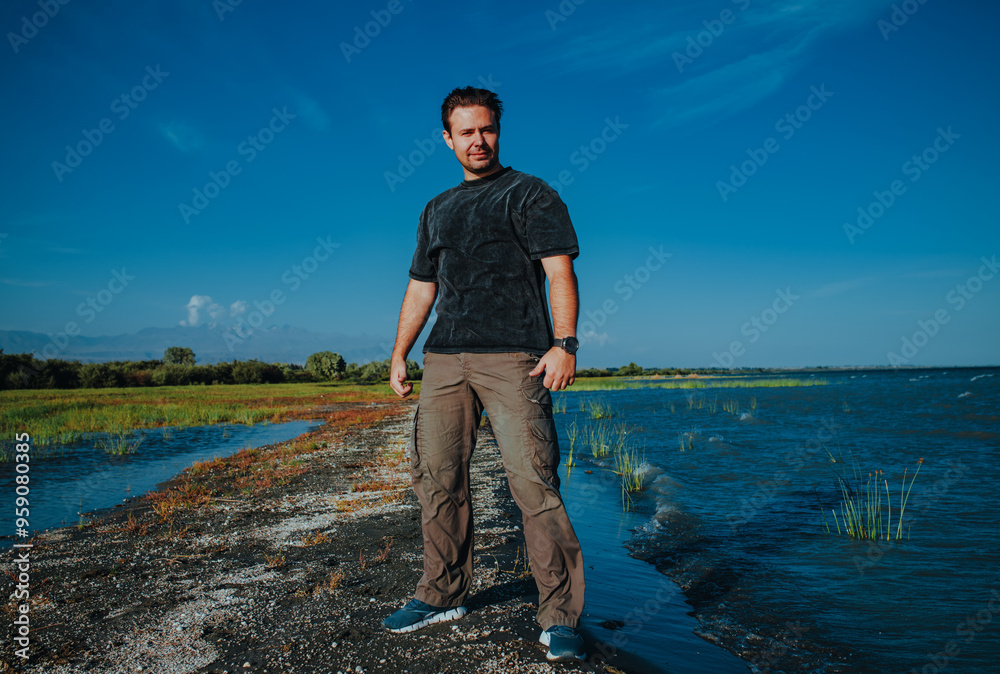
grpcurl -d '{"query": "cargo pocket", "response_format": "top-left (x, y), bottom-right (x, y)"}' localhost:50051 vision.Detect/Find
top-left (525, 415), bottom-right (561, 491)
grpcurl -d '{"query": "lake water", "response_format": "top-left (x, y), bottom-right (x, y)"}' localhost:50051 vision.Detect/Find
top-left (552, 368), bottom-right (1000, 673)
top-left (1, 420), bottom-right (319, 547)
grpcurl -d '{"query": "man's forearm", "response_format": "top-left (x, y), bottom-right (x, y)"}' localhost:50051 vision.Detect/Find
top-left (392, 279), bottom-right (438, 361)
top-left (547, 267), bottom-right (579, 339)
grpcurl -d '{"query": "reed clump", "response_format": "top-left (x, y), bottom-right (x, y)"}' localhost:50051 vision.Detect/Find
top-left (822, 458), bottom-right (924, 540)
top-left (587, 398), bottom-right (617, 420)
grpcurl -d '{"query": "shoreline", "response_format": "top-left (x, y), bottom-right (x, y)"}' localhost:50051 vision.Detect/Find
top-left (2, 399), bottom-right (669, 673)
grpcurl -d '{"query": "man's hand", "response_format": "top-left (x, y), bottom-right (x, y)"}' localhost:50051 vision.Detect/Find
top-left (528, 347), bottom-right (576, 390)
top-left (390, 358), bottom-right (413, 397)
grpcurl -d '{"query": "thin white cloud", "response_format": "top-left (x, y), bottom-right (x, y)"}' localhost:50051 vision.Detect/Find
top-left (291, 91), bottom-right (331, 132)
top-left (1, 279), bottom-right (54, 288)
top-left (534, 0), bottom-right (894, 126)
top-left (230, 300), bottom-right (247, 316)
top-left (812, 276), bottom-right (882, 298)
top-left (159, 121), bottom-right (205, 152)
top-left (653, 0), bottom-right (891, 125)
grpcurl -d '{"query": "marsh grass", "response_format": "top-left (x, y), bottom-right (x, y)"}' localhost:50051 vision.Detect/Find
top-left (822, 456), bottom-right (924, 540)
top-left (566, 420), bottom-right (579, 467)
top-left (587, 398), bottom-right (617, 420)
top-left (0, 382), bottom-right (398, 450)
top-left (585, 421), bottom-right (629, 458)
top-left (614, 441), bottom-right (646, 493)
top-left (95, 428), bottom-right (145, 455)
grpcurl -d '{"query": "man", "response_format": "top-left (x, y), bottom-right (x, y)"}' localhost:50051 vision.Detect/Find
top-left (383, 86), bottom-right (586, 662)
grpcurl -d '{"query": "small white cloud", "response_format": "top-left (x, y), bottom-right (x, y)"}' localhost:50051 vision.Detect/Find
top-left (185, 294), bottom-right (223, 326)
top-left (230, 300), bottom-right (247, 316)
top-left (580, 330), bottom-right (610, 346)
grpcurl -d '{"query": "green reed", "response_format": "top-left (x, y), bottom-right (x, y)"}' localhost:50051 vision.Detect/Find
top-left (587, 398), bottom-right (617, 420)
top-left (566, 420), bottom-right (579, 467)
top-left (822, 458), bottom-right (924, 540)
top-left (614, 441), bottom-right (647, 493)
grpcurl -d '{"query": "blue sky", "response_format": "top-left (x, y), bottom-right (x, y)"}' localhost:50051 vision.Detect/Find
top-left (1, 0), bottom-right (998, 368)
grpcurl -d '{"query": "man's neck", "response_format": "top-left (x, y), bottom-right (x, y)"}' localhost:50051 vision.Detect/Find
top-left (463, 163), bottom-right (505, 182)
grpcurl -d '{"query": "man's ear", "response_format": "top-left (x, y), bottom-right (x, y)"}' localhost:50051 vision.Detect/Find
top-left (442, 129), bottom-right (454, 150)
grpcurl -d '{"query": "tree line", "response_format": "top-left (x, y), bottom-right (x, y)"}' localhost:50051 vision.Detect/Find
top-left (0, 348), bottom-right (419, 391)
top-left (0, 349), bottom-right (698, 391)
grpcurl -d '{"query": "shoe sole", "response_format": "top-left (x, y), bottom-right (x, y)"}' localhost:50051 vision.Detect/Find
top-left (384, 606), bottom-right (467, 633)
top-left (539, 630), bottom-right (586, 661)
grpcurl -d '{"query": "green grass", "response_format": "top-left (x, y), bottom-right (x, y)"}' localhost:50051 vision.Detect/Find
top-left (584, 421), bottom-right (630, 458)
top-left (614, 441), bottom-right (646, 493)
top-left (586, 398), bottom-right (617, 420)
top-left (565, 420), bottom-right (579, 467)
top-left (0, 381), bottom-right (398, 454)
top-left (822, 457), bottom-right (924, 540)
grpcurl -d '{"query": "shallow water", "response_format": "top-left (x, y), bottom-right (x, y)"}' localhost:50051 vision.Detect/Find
top-left (553, 368), bottom-right (1000, 673)
top-left (1, 420), bottom-right (318, 548)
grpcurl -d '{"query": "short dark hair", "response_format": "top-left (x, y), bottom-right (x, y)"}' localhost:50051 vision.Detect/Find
top-left (441, 86), bottom-right (503, 134)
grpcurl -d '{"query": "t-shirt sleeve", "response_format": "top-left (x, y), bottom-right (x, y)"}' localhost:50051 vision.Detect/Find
top-left (524, 185), bottom-right (579, 261)
top-left (408, 208), bottom-right (437, 282)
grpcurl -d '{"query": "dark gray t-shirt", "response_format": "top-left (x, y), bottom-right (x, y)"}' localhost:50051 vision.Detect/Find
top-left (409, 166), bottom-right (579, 355)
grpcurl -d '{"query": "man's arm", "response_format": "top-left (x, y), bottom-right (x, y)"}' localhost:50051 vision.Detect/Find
top-left (390, 279), bottom-right (438, 397)
top-left (529, 255), bottom-right (579, 390)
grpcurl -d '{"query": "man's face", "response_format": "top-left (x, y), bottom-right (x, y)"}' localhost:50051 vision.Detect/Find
top-left (443, 105), bottom-right (501, 180)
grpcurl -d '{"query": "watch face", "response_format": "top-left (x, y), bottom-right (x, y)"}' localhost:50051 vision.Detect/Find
top-left (563, 336), bottom-right (579, 354)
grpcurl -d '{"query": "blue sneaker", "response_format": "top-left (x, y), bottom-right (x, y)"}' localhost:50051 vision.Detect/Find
top-left (382, 598), bottom-right (467, 633)
top-left (539, 625), bottom-right (586, 661)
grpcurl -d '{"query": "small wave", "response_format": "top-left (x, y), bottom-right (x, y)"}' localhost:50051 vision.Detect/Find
top-left (958, 391), bottom-right (973, 398)
top-left (739, 412), bottom-right (753, 422)
top-left (970, 373), bottom-right (994, 382)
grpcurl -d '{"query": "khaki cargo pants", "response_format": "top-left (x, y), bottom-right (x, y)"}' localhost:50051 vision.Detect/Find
top-left (409, 351), bottom-right (585, 629)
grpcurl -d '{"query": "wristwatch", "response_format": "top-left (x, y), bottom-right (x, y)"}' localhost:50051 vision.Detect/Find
top-left (554, 336), bottom-right (579, 355)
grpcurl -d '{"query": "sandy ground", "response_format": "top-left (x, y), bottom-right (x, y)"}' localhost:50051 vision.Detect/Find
top-left (2, 400), bottom-right (662, 674)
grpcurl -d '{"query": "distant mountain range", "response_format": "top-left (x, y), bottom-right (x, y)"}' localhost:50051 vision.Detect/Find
top-left (0, 325), bottom-right (395, 365)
